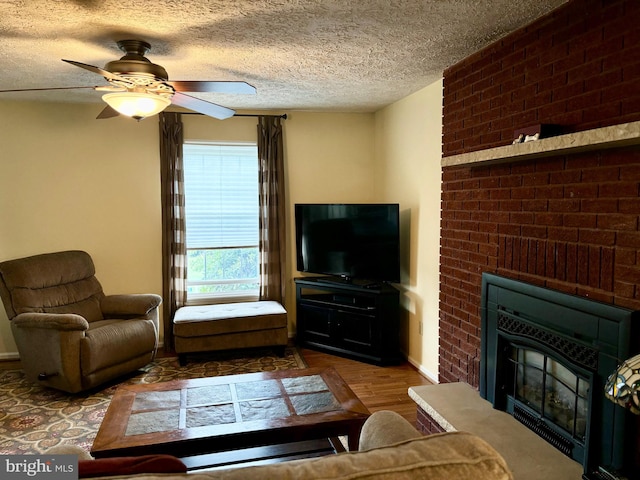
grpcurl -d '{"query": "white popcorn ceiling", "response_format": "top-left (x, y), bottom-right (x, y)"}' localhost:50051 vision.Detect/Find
top-left (0, 0), bottom-right (568, 113)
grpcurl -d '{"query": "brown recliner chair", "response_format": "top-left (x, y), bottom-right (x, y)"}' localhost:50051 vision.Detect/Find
top-left (0, 250), bottom-right (162, 393)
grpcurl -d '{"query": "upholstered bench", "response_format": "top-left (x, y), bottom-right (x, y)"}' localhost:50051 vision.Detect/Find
top-left (172, 301), bottom-right (288, 365)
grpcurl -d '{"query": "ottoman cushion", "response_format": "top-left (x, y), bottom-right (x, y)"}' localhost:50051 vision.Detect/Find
top-left (173, 301), bottom-right (287, 338)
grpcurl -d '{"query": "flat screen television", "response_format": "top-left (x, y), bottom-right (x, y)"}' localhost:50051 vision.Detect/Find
top-left (295, 203), bottom-right (400, 284)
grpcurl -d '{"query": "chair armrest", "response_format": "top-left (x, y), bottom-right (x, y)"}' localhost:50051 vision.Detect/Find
top-left (12, 312), bottom-right (89, 331)
top-left (101, 294), bottom-right (162, 317)
top-left (358, 410), bottom-right (423, 451)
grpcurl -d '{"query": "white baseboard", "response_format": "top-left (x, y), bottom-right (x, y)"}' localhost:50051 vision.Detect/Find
top-left (0, 352), bottom-right (20, 361)
top-left (407, 354), bottom-right (438, 384)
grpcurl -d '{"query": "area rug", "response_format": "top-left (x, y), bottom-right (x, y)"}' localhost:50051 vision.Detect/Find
top-left (0, 347), bottom-right (306, 455)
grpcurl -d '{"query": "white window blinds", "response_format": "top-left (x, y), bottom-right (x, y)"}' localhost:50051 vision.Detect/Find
top-left (183, 143), bottom-right (259, 249)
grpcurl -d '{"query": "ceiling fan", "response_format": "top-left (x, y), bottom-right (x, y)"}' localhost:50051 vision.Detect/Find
top-left (0, 39), bottom-right (256, 121)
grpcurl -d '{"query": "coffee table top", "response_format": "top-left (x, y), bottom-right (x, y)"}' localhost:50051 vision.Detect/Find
top-left (91, 367), bottom-right (370, 458)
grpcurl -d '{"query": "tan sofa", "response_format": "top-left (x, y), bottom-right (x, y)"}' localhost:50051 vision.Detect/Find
top-left (53, 411), bottom-right (513, 479)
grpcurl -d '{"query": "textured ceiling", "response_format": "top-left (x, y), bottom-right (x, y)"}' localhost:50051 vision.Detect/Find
top-left (0, 0), bottom-right (568, 113)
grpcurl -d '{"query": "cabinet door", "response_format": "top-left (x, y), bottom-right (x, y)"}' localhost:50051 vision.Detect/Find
top-left (298, 304), bottom-right (333, 343)
top-left (336, 310), bottom-right (377, 355)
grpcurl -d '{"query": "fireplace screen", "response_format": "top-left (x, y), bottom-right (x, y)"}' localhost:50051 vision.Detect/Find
top-left (507, 346), bottom-right (589, 444)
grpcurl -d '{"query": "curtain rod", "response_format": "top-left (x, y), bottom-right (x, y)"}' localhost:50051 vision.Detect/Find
top-left (178, 112), bottom-right (287, 119)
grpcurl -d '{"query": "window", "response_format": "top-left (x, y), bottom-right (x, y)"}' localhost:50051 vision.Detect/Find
top-left (183, 143), bottom-right (259, 303)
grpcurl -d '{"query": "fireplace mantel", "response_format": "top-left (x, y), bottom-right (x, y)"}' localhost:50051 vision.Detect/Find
top-left (441, 121), bottom-right (640, 168)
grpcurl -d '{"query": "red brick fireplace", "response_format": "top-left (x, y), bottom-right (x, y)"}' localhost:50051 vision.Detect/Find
top-left (437, 1), bottom-right (640, 475)
top-left (439, 0), bottom-right (640, 389)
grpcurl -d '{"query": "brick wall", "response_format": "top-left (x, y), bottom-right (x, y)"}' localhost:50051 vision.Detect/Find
top-left (440, 0), bottom-right (640, 387)
top-left (443, 0), bottom-right (640, 157)
top-left (416, 406), bottom-right (446, 435)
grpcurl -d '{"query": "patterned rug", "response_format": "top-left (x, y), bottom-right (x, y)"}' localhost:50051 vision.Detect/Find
top-left (0, 347), bottom-right (306, 455)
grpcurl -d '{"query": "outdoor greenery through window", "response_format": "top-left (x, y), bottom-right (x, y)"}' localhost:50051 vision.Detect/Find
top-left (183, 143), bottom-right (259, 302)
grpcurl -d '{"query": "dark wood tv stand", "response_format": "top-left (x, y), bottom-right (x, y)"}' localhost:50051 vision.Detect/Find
top-left (294, 277), bottom-right (401, 366)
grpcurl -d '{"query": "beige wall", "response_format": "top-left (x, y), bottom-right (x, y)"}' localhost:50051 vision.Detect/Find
top-left (283, 112), bottom-right (376, 319)
top-left (0, 101), bottom-right (162, 357)
top-left (374, 80), bottom-right (443, 381)
top-left (0, 103), bottom-right (378, 359)
top-left (0, 90), bottom-right (442, 377)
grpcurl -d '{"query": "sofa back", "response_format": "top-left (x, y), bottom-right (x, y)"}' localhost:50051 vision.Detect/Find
top-left (0, 250), bottom-right (104, 322)
top-left (181, 431), bottom-right (513, 480)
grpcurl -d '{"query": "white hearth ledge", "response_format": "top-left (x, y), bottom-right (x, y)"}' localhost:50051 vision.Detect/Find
top-left (442, 120), bottom-right (640, 167)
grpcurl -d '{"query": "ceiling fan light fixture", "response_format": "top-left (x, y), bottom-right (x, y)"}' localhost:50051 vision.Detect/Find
top-left (102, 91), bottom-right (171, 120)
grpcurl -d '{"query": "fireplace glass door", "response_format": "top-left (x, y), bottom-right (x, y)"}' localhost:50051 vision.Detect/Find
top-left (507, 346), bottom-right (590, 455)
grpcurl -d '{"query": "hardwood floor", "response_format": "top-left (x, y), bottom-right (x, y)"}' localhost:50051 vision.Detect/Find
top-left (0, 359), bottom-right (20, 370)
top-left (300, 348), bottom-right (433, 426)
top-left (0, 348), bottom-right (433, 429)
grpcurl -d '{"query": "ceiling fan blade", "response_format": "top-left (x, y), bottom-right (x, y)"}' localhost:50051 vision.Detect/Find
top-left (168, 81), bottom-right (256, 95)
top-left (171, 92), bottom-right (235, 120)
top-left (0, 86), bottom-right (97, 93)
top-left (96, 105), bottom-right (120, 119)
top-left (62, 59), bottom-right (129, 83)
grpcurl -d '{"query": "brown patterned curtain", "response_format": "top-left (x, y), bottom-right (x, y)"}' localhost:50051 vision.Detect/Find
top-left (159, 112), bottom-right (187, 352)
top-left (257, 116), bottom-right (286, 304)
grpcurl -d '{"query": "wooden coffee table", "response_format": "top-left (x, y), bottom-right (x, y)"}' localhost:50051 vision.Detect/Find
top-left (91, 367), bottom-right (370, 470)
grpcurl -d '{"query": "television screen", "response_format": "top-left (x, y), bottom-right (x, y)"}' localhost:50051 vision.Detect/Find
top-left (295, 204), bottom-right (400, 283)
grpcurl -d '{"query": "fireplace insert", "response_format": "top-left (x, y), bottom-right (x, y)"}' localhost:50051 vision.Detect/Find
top-left (480, 273), bottom-right (639, 478)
